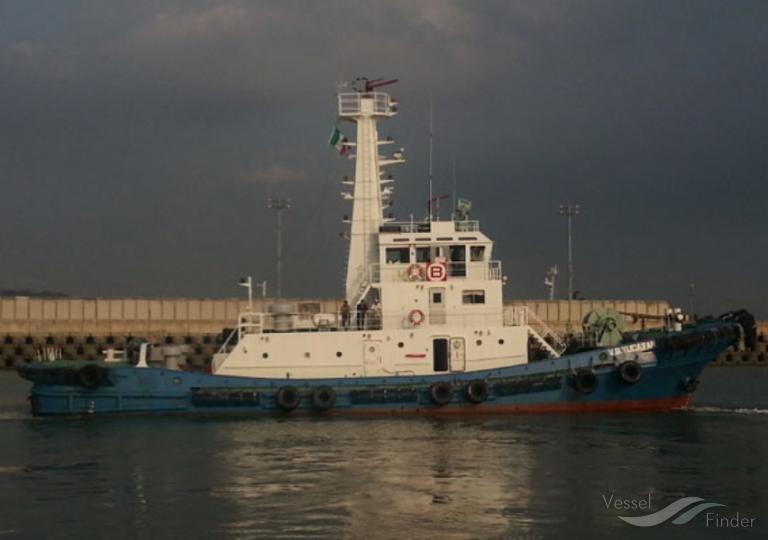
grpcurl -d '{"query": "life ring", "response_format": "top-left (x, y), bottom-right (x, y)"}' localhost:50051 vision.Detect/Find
top-left (618, 361), bottom-right (643, 385)
top-left (465, 380), bottom-right (489, 404)
top-left (78, 364), bottom-right (107, 388)
top-left (406, 264), bottom-right (424, 281)
top-left (408, 309), bottom-right (425, 326)
top-left (429, 382), bottom-right (453, 406)
top-left (572, 369), bottom-right (598, 395)
top-left (311, 386), bottom-right (336, 411)
top-left (681, 376), bottom-right (699, 393)
top-left (275, 386), bottom-right (301, 411)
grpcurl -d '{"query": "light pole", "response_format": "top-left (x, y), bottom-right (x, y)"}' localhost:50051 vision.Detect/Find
top-left (544, 265), bottom-right (558, 301)
top-left (559, 204), bottom-right (580, 300)
top-left (256, 280), bottom-right (267, 298)
top-left (268, 197), bottom-right (291, 298)
top-left (688, 283), bottom-right (695, 317)
top-left (238, 276), bottom-right (253, 311)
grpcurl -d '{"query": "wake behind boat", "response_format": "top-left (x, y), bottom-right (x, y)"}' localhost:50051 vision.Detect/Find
top-left (18, 78), bottom-right (753, 416)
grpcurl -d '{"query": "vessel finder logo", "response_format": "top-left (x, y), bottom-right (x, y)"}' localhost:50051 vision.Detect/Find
top-left (603, 493), bottom-right (756, 528)
top-left (616, 496), bottom-right (722, 526)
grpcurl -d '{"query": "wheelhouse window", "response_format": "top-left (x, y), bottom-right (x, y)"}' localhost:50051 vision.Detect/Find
top-left (385, 247), bottom-right (410, 264)
top-left (450, 245), bottom-right (466, 261)
top-left (470, 245), bottom-right (486, 262)
top-left (415, 246), bottom-right (431, 263)
top-left (462, 290), bottom-right (485, 304)
top-left (449, 245), bottom-right (466, 277)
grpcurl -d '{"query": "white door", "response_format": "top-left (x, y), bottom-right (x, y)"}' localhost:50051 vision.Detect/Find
top-left (363, 341), bottom-right (383, 376)
top-left (429, 287), bottom-right (446, 325)
top-left (450, 337), bottom-right (466, 372)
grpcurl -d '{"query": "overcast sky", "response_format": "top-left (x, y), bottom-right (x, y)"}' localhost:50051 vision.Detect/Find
top-left (0, 1), bottom-right (766, 317)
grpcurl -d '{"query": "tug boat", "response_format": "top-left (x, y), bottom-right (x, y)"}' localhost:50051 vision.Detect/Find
top-left (19, 78), bottom-right (752, 416)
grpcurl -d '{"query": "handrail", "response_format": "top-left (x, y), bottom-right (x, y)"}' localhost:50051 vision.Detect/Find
top-left (378, 220), bottom-right (481, 234)
top-left (370, 261), bottom-right (502, 283)
top-left (227, 309), bottom-right (505, 334)
top-left (217, 327), bottom-right (240, 354)
top-left (338, 92), bottom-right (394, 116)
top-left (521, 308), bottom-right (567, 353)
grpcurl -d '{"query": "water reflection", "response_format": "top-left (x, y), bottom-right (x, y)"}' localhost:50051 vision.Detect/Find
top-left (212, 418), bottom-right (535, 539)
top-left (1, 370), bottom-right (766, 539)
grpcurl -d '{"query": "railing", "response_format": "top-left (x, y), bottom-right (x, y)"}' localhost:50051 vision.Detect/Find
top-left (505, 306), bottom-right (566, 354)
top-left (227, 309), bottom-right (506, 336)
top-left (379, 221), bottom-right (432, 233)
top-left (231, 310), bottom-right (384, 336)
top-left (454, 221), bottom-right (480, 232)
top-left (370, 261), bottom-right (502, 283)
top-left (338, 92), bottom-right (393, 116)
top-left (377, 220), bottom-right (481, 234)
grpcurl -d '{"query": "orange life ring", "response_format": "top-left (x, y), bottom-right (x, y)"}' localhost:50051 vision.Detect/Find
top-left (406, 264), bottom-right (424, 281)
top-left (408, 309), bottom-right (425, 326)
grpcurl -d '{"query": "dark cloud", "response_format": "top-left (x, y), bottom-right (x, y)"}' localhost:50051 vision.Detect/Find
top-left (0, 0), bottom-right (766, 317)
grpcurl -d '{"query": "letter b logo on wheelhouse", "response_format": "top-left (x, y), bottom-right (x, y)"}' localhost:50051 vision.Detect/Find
top-left (426, 263), bottom-right (447, 281)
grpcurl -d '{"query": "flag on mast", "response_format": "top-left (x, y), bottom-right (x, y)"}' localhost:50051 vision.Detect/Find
top-left (328, 127), bottom-right (350, 156)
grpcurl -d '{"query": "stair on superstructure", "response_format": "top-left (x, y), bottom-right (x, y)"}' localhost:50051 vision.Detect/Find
top-left (527, 328), bottom-right (562, 358)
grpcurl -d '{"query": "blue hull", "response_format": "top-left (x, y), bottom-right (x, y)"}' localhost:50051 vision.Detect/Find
top-left (19, 323), bottom-right (738, 416)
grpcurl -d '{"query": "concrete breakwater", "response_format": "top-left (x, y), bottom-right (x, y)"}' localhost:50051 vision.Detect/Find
top-left (0, 296), bottom-right (763, 368)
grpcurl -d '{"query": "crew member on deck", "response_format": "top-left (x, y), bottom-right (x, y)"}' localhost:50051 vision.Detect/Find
top-left (356, 299), bottom-right (368, 330)
top-left (370, 299), bottom-right (382, 329)
top-left (340, 300), bottom-right (351, 329)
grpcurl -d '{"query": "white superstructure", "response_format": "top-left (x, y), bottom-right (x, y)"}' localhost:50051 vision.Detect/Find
top-left (213, 79), bottom-right (560, 379)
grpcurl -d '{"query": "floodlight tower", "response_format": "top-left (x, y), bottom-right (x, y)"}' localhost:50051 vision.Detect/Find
top-left (559, 204), bottom-right (580, 300)
top-left (268, 197), bottom-right (291, 298)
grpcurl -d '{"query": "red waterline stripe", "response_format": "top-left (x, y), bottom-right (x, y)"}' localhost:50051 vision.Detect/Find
top-left (330, 395), bottom-right (693, 416)
top-left (404, 354), bottom-right (427, 358)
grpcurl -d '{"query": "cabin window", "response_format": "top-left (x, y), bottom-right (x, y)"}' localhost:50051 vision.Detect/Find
top-left (415, 246), bottom-right (431, 263)
top-left (462, 290), bottom-right (485, 304)
top-left (449, 245), bottom-right (466, 277)
top-left (470, 245), bottom-right (486, 262)
top-left (385, 247), bottom-right (410, 264)
top-left (450, 245), bottom-right (466, 261)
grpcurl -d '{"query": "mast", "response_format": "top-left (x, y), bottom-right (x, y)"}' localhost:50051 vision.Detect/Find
top-left (337, 78), bottom-right (404, 303)
top-left (428, 96), bottom-right (433, 222)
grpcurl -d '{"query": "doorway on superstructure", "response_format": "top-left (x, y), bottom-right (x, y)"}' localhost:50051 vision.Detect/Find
top-left (429, 287), bottom-right (446, 325)
top-left (450, 337), bottom-right (466, 372)
top-left (433, 338), bottom-right (449, 372)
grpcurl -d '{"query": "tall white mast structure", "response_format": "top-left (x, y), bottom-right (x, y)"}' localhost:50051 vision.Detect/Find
top-left (559, 203), bottom-right (580, 300)
top-left (338, 78), bottom-right (404, 303)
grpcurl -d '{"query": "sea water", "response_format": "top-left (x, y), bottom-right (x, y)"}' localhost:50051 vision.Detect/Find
top-left (0, 368), bottom-right (766, 539)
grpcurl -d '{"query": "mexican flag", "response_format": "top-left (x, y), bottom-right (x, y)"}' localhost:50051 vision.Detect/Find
top-left (328, 127), bottom-right (350, 156)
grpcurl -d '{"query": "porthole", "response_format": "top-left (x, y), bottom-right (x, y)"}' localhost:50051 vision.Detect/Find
top-left (304, 352), bottom-right (311, 358)
top-left (397, 342), bottom-right (404, 348)
top-left (498, 339), bottom-right (505, 345)
top-left (369, 346), bottom-right (376, 353)
top-left (262, 352), bottom-right (269, 359)
top-left (336, 351), bottom-right (343, 357)
top-left (476, 339), bottom-right (483, 346)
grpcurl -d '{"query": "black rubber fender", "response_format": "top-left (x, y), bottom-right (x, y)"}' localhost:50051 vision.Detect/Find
top-left (429, 382), bottom-right (453, 406)
top-left (465, 380), bottom-right (489, 404)
top-left (310, 386), bottom-right (336, 411)
top-left (572, 369), bottom-right (598, 395)
top-left (618, 361), bottom-right (643, 385)
top-left (681, 377), bottom-right (699, 394)
top-left (78, 364), bottom-right (107, 389)
top-left (275, 386), bottom-right (301, 411)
